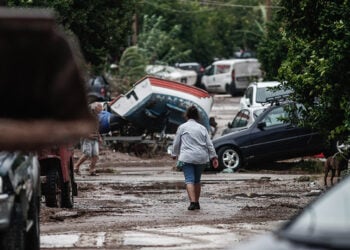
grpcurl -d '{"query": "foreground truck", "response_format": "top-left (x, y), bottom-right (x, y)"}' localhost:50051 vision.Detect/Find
top-left (38, 145), bottom-right (77, 208)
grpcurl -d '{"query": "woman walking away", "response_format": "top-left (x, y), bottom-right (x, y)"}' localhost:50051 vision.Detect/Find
top-left (172, 105), bottom-right (219, 210)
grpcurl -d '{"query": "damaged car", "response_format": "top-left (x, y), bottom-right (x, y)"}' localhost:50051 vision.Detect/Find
top-left (0, 152), bottom-right (40, 250)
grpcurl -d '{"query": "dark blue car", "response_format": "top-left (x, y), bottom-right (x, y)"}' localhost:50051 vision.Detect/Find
top-left (212, 102), bottom-right (334, 171)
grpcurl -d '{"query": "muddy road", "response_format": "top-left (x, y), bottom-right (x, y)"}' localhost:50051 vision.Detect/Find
top-left (40, 95), bottom-right (325, 249)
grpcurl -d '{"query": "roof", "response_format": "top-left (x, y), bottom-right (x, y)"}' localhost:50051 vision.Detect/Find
top-left (251, 81), bottom-right (281, 88)
top-left (212, 58), bottom-right (259, 65)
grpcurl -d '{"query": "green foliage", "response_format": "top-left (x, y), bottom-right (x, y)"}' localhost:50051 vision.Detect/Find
top-left (257, 20), bottom-right (288, 80)
top-left (8, 0), bottom-right (136, 74)
top-left (137, 15), bottom-right (191, 65)
top-left (277, 0), bottom-right (350, 140)
top-left (117, 46), bottom-right (148, 92)
top-left (139, 0), bottom-right (266, 66)
top-left (115, 14), bottom-right (192, 90)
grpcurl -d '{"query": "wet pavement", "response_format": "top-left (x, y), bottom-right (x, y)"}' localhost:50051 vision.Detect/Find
top-left (40, 161), bottom-right (323, 249)
top-left (40, 95), bottom-right (325, 249)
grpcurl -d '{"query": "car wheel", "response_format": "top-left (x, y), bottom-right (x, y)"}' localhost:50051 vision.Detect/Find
top-left (25, 196), bottom-right (40, 250)
top-left (218, 146), bottom-right (241, 170)
top-left (61, 178), bottom-right (74, 208)
top-left (45, 166), bottom-right (62, 208)
top-left (1, 202), bottom-right (25, 250)
top-left (229, 82), bottom-right (237, 97)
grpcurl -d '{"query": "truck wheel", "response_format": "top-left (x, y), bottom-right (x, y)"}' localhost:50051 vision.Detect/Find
top-left (61, 179), bottom-right (73, 208)
top-left (1, 203), bottom-right (25, 250)
top-left (25, 196), bottom-right (40, 250)
top-left (45, 166), bottom-right (62, 208)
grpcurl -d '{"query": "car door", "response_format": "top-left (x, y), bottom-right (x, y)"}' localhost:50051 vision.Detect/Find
top-left (240, 86), bottom-right (254, 108)
top-left (213, 63), bottom-right (231, 91)
top-left (201, 65), bottom-right (214, 89)
top-left (246, 105), bottom-right (318, 161)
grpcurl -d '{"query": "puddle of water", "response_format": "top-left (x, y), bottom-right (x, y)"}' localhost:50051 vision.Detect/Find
top-left (123, 231), bottom-right (192, 246)
top-left (41, 234), bottom-right (80, 248)
top-left (41, 225), bottom-right (240, 249)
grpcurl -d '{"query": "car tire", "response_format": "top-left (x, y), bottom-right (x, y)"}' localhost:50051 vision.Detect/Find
top-left (218, 146), bottom-right (242, 170)
top-left (229, 82), bottom-right (239, 97)
top-left (45, 166), bottom-right (61, 208)
top-left (61, 178), bottom-right (74, 208)
top-left (1, 202), bottom-right (25, 250)
top-left (25, 196), bottom-right (40, 250)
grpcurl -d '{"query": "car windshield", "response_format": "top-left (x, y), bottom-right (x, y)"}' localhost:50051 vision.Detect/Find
top-left (231, 110), bottom-right (250, 128)
top-left (215, 64), bottom-right (230, 74)
top-left (278, 175), bottom-right (350, 249)
top-left (253, 108), bottom-right (265, 118)
top-left (256, 86), bottom-right (292, 103)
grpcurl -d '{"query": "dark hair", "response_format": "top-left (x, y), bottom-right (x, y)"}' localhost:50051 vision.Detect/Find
top-left (185, 105), bottom-right (200, 121)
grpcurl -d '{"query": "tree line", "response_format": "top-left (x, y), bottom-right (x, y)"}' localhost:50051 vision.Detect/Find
top-left (5, 0), bottom-right (350, 142)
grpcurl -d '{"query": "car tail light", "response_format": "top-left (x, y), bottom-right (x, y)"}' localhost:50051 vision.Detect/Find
top-left (231, 70), bottom-right (235, 81)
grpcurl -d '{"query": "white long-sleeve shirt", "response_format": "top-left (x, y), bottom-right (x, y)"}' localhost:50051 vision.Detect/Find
top-left (172, 119), bottom-right (217, 164)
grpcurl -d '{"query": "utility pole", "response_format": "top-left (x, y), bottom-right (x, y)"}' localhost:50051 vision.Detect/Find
top-left (266, 0), bottom-right (271, 22)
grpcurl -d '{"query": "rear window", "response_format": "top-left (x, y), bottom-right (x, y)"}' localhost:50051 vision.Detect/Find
top-left (215, 64), bottom-right (231, 74)
top-left (179, 65), bottom-right (200, 71)
top-left (256, 87), bottom-right (291, 103)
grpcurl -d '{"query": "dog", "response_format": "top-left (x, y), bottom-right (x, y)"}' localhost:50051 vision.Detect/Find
top-left (324, 152), bottom-right (349, 186)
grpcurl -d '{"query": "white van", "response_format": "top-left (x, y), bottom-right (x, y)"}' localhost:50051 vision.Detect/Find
top-left (201, 58), bottom-right (262, 96)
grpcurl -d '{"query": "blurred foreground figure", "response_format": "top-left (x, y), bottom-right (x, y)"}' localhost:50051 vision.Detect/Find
top-left (0, 7), bottom-right (95, 250)
top-left (0, 7), bottom-right (95, 151)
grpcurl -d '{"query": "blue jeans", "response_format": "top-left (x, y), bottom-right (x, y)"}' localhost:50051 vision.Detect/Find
top-left (181, 162), bottom-right (206, 184)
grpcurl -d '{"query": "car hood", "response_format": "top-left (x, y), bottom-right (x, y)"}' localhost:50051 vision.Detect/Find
top-left (230, 232), bottom-right (318, 250)
top-left (222, 126), bottom-right (249, 136)
top-left (213, 127), bottom-right (252, 146)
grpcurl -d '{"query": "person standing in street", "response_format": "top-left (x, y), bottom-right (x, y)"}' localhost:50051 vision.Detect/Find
top-left (74, 102), bottom-right (103, 176)
top-left (172, 105), bottom-right (219, 210)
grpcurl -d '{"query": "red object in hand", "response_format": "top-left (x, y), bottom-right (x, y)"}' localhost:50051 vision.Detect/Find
top-left (212, 157), bottom-right (219, 168)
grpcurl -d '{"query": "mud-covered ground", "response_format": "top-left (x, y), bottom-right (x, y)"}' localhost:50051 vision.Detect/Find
top-left (40, 95), bottom-right (327, 249)
top-left (40, 148), bottom-right (326, 249)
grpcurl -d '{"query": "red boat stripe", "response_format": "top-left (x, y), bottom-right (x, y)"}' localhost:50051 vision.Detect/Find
top-left (148, 76), bottom-right (210, 98)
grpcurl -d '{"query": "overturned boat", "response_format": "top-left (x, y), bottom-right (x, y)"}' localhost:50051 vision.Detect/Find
top-left (109, 76), bottom-right (214, 135)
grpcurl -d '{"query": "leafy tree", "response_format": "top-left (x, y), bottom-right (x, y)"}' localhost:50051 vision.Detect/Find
top-left (267, 0), bottom-right (350, 141)
top-left (7, 0), bottom-right (137, 74)
top-left (139, 0), bottom-right (267, 66)
top-left (116, 14), bottom-right (191, 89)
top-left (256, 15), bottom-right (288, 80)
top-left (137, 15), bottom-right (191, 65)
top-left (117, 46), bottom-right (148, 92)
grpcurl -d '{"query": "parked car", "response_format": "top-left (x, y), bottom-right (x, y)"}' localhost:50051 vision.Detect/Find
top-left (231, 174), bottom-right (350, 250)
top-left (222, 107), bottom-right (265, 135)
top-left (146, 65), bottom-right (197, 86)
top-left (0, 151), bottom-right (40, 250)
top-left (174, 62), bottom-right (205, 88)
top-left (201, 58), bottom-right (262, 96)
top-left (239, 81), bottom-right (292, 109)
top-left (86, 75), bottom-right (111, 103)
top-left (38, 145), bottom-right (77, 208)
top-left (212, 102), bottom-right (335, 171)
